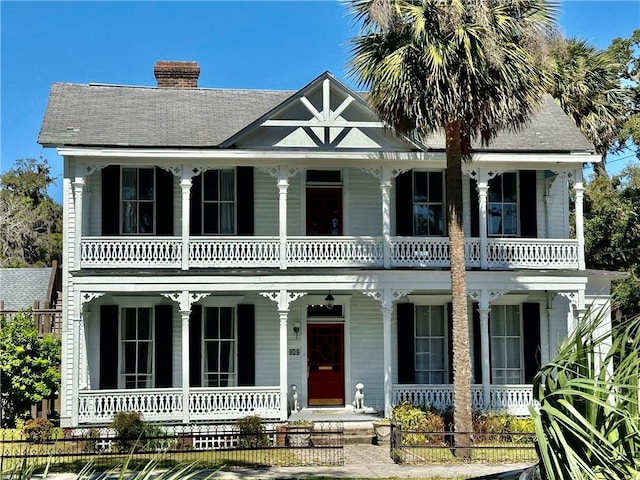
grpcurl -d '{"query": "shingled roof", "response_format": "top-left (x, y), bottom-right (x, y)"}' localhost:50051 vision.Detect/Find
top-left (0, 268), bottom-right (53, 310)
top-left (38, 75), bottom-right (594, 153)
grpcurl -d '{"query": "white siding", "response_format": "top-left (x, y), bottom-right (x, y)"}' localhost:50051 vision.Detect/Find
top-left (348, 169), bottom-right (382, 236)
top-left (254, 170), bottom-right (279, 236)
top-left (350, 294), bottom-right (385, 412)
top-left (547, 174), bottom-right (570, 238)
top-left (535, 171), bottom-right (546, 238)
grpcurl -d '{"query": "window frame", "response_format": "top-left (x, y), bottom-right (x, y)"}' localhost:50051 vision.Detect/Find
top-left (200, 168), bottom-right (237, 235)
top-left (487, 172), bottom-right (519, 237)
top-left (120, 167), bottom-right (156, 235)
top-left (119, 306), bottom-right (154, 389)
top-left (490, 304), bottom-right (524, 385)
top-left (412, 170), bottom-right (446, 236)
top-left (414, 304), bottom-right (448, 384)
top-left (202, 306), bottom-right (237, 387)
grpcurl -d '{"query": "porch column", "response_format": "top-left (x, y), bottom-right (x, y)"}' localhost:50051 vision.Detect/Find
top-left (573, 169), bottom-right (586, 270)
top-left (278, 309), bottom-right (289, 420)
top-left (162, 291), bottom-right (210, 424)
top-left (478, 307), bottom-right (491, 410)
top-left (179, 309), bottom-right (191, 423)
top-left (476, 180), bottom-right (489, 270)
top-left (180, 176), bottom-right (192, 271)
top-left (72, 177), bottom-right (86, 271)
top-left (381, 306), bottom-right (393, 417)
top-left (380, 167), bottom-right (393, 269)
top-left (71, 315), bottom-right (81, 426)
top-left (278, 168), bottom-right (289, 270)
top-left (260, 290), bottom-right (306, 420)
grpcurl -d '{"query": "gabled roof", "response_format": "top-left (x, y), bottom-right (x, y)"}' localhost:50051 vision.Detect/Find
top-left (38, 71), bottom-right (594, 153)
top-left (0, 268), bottom-right (52, 310)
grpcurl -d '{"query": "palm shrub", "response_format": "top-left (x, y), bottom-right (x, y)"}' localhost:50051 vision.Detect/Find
top-left (531, 305), bottom-right (640, 479)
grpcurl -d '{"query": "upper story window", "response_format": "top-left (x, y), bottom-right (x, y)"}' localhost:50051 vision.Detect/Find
top-left (415, 305), bottom-right (447, 384)
top-left (413, 171), bottom-right (445, 236)
top-left (121, 168), bottom-right (155, 234)
top-left (490, 304), bottom-right (523, 384)
top-left (488, 172), bottom-right (518, 236)
top-left (202, 169), bottom-right (236, 235)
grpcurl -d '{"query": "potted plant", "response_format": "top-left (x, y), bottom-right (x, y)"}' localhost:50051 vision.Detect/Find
top-left (372, 418), bottom-right (392, 444)
top-left (284, 420), bottom-right (314, 447)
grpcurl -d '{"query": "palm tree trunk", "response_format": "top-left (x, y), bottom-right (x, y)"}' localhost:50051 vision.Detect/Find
top-left (445, 120), bottom-right (473, 458)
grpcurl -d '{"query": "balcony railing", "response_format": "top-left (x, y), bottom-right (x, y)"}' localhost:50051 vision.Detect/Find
top-left (392, 384), bottom-right (537, 416)
top-left (77, 387), bottom-right (281, 424)
top-left (79, 236), bottom-right (579, 270)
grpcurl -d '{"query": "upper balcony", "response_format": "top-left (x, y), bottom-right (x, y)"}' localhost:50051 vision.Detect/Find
top-left (78, 235), bottom-right (579, 270)
top-left (68, 163), bottom-right (586, 272)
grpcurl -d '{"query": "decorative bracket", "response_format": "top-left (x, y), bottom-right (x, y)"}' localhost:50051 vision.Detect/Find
top-left (361, 167), bottom-right (410, 181)
top-left (363, 289), bottom-right (410, 309)
top-left (80, 292), bottom-right (105, 313)
top-left (463, 166), bottom-right (500, 183)
top-left (467, 289), bottom-right (509, 309)
top-left (260, 290), bottom-right (306, 311)
top-left (257, 166), bottom-right (302, 180)
top-left (82, 164), bottom-right (105, 176)
top-left (162, 291), bottom-right (210, 312)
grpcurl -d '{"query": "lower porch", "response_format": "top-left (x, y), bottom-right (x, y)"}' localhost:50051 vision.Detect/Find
top-left (76, 384), bottom-right (536, 425)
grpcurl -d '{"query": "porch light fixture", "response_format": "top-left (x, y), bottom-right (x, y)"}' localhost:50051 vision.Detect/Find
top-left (325, 293), bottom-right (335, 310)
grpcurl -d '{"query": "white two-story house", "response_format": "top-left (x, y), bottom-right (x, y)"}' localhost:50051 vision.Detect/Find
top-left (38, 61), bottom-right (617, 429)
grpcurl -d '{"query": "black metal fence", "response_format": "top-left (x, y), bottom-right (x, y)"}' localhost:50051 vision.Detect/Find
top-left (0, 422), bottom-right (344, 472)
top-left (390, 423), bottom-right (538, 464)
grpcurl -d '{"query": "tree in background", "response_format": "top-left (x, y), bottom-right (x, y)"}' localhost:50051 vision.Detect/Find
top-left (348, 0), bottom-right (556, 454)
top-left (547, 37), bottom-right (630, 177)
top-left (584, 165), bottom-right (640, 318)
top-left (607, 29), bottom-right (639, 155)
top-left (0, 158), bottom-right (62, 267)
top-left (0, 311), bottom-right (61, 427)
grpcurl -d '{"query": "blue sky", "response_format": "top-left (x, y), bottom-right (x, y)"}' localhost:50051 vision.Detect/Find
top-left (2, 1), bottom-right (639, 203)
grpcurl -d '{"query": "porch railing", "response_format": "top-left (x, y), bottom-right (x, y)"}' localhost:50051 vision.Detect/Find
top-left (486, 238), bottom-right (579, 268)
top-left (77, 387), bottom-right (281, 424)
top-left (80, 237), bottom-right (182, 268)
top-left (79, 235), bottom-right (579, 270)
top-left (392, 384), bottom-right (535, 416)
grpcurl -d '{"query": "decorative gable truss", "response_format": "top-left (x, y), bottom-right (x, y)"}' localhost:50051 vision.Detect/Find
top-left (222, 72), bottom-right (421, 152)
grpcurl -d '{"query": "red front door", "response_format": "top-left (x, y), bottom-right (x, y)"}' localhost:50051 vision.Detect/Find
top-left (307, 323), bottom-right (345, 406)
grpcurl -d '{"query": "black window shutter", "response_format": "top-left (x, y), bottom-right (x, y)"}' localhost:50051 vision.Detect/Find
top-left (237, 304), bottom-right (255, 386)
top-left (397, 303), bottom-right (415, 383)
top-left (447, 303), bottom-right (454, 384)
top-left (155, 305), bottom-right (173, 388)
top-left (519, 170), bottom-right (537, 238)
top-left (102, 166), bottom-right (120, 235)
top-left (237, 167), bottom-right (254, 235)
top-left (523, 303), bottom-right (541, 383)
top-left (100, 305), bottom-right (119, 389)
top-left (472, 303), bottom-right (483, 384)
top-left (190, 173), bottom-right (202, 236)
top-left (155, 167), bottom-right (174, 235)
top-left (189, 305), bottom-right (202, 387)
top-left (395, 170), bottom-right (413, 235)
top-left (470, 178), bottom-right (480, 238)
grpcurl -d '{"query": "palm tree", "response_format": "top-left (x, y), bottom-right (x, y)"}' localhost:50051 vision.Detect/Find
top-left (348, 0), bottom-right (556, 454)
top-left (547, 38), bottom-right (630, 178)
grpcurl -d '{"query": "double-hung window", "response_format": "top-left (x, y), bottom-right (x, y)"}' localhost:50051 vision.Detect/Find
top-left (121, 307), bottom-right (153, 388)
top-left (413, 171), bottom-right (445, 236)
top-left (490, 305), bottom-right (523, 384)
top-left (415, 305), bottom-right (447, 383)
top-left (202, 169), bottom-right (236, 234)
top-left (121, 167), bottom-right (155, 234)
top-left (488, 172), bottom-right (518, 236)
top-left (203, 307), bottom-right (236, 387)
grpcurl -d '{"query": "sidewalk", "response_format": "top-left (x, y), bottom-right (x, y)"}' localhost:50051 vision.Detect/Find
top-left (211, 443), bottom-right (533, 479)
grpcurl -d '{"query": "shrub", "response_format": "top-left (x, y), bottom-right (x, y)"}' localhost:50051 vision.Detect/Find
top-left (391, 402), bottom-right (445, 446)
top-left (110, 411), bottom-right (166, 452)
top-left (236, 415), bottom-right (270, 448)
top-left (23, 418), bottom-right (53, 443)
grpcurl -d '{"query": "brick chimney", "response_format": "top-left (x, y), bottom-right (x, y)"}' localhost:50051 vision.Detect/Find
top-left (154, 61), bottom-right (200, 88)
